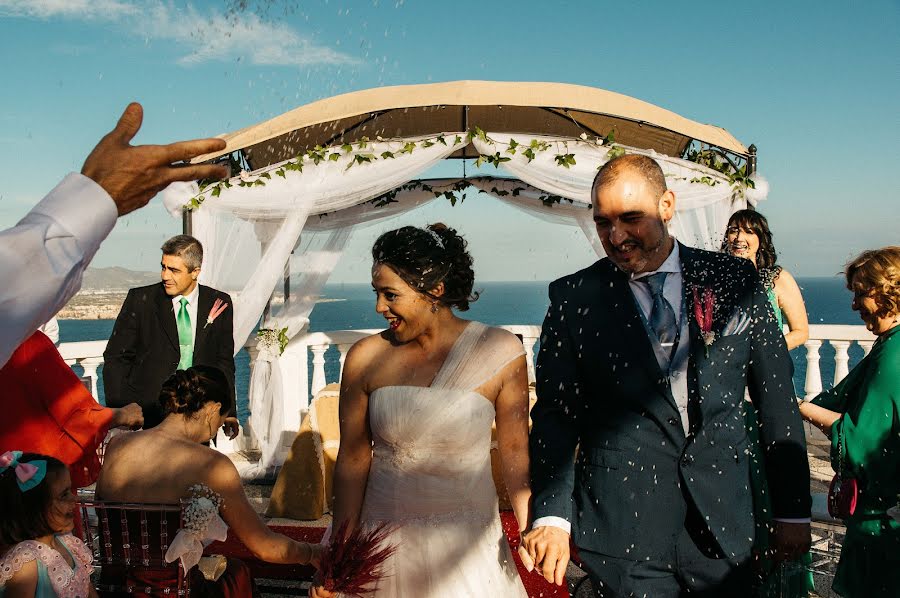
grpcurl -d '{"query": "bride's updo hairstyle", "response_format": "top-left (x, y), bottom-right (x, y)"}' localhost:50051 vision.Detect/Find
top-left (158, 365), bottom-right (233, 417)
top-left (372, 223), bottom-right (479, 311)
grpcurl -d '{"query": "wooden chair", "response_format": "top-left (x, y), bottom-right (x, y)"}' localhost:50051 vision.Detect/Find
top-left (77, 493), bottom-right (191, 597)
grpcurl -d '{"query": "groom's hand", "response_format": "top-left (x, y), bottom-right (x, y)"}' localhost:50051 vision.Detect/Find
top-left (771, 521), bottom-right (811, 562)
top-left (521, 526), bottom-right (570, 586)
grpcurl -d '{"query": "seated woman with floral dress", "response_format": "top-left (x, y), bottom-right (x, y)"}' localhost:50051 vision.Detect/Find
top-left (96, 366), bottom-right (321, 597)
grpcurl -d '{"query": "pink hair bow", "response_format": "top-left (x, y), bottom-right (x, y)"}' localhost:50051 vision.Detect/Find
top-left (0, 450), bottom-right (47, 492)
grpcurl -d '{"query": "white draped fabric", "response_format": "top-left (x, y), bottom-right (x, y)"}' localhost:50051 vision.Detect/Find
top-left (243, 227), bottom-right (352, 476)
top-left (161, 131), bottom-right (767, 469)
top-left (162, 134), bottom-right (467, 350)
top-left (470, 134), bottom-right (763, 252)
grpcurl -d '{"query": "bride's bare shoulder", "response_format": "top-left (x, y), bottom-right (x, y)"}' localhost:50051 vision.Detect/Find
top-left (346, 331), bottom-right (393, 363)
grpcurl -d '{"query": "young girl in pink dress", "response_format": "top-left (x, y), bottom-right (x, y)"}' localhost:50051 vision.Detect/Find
top-left (0, 452), bottom-right (95, 598)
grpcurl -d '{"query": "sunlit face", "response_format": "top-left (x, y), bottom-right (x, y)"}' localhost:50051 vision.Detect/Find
top-left (45, 468), bottom-right (76, 534)
top-left (851, 276), bottom-right (898, 336)
top-left (593, 173), bottom-right (675, 274)
top-left (726, 223), bottom-right (760, 265)
top-left (161, 254), bottom-right (199, 297)
top-left (371, 263), bottom-right (436, 343)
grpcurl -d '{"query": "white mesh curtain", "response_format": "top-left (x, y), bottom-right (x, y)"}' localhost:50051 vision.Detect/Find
top-left (163, 134), bottom-right (467, 350)
top-left (471, 134), bottom-right (764, 252)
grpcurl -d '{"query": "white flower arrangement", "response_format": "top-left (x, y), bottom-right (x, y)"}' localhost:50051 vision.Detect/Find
top-left (183, 484), bottom-right (223, 536)
top-left (256, 327), bottom-right (289, 357)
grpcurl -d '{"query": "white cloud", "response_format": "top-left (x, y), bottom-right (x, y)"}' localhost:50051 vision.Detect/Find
top-left (0, 0), bottom-right (137, 20)
top-left (141, 3), bottom-right (355, 67)
top-left (0, 0), bottom-right (356, 67)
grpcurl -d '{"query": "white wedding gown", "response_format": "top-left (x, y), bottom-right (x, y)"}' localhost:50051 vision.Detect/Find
top-left (359, 321), bottom-right (529, 597)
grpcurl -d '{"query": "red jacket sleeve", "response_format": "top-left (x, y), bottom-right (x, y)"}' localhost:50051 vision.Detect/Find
top-left (12, 332), bottom-right (114, 487)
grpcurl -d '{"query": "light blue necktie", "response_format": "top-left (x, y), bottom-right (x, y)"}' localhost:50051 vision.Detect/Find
top-left (642, 272), bottom-right (677, 346)
top-left (176, 297), bottom-right (193, 370)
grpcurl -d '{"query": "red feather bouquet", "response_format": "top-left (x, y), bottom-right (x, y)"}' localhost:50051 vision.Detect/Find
top-left (317, 521), bottom-right (396, 597)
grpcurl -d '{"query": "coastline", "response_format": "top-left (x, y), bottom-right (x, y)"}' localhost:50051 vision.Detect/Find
top-left (58, 292), bottom-right (346, 320)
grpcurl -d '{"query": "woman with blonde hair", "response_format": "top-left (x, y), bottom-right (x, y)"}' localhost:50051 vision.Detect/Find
top-left (799, 246), bottom-right (900, 597)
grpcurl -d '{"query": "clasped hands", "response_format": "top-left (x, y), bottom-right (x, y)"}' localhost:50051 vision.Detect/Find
top-left (518, 526), bottom-right (570, 586)
top-left (518, 521), bottom-right (810, 587)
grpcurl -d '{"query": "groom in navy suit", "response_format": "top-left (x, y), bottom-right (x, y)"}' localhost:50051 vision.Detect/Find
top-left (522, 155), bottom-right (811, 596)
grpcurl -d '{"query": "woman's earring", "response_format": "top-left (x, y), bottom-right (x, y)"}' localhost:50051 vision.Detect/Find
top-left (430, 302), bottom-right (439, 313)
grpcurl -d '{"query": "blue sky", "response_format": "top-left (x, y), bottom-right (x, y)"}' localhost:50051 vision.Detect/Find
top-left (1, 0), bottom-right (897, 282)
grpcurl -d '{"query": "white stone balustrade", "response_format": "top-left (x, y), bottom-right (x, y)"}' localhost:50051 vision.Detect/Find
top-left (799, 325), bottom-right (876, 401)
top-left (57, 324), bottom-right (876, 464)
top-left (58, 340), bottom-right (107, 401)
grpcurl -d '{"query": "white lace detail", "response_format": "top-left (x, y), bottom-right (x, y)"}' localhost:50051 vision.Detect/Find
top-left (0, 535), bottom-right (93, 598)
top-left (164, 484), bottom-right (228, 572)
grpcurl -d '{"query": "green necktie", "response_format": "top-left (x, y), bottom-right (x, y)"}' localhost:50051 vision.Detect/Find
top-left (176, 297), bottom-right (193, 370)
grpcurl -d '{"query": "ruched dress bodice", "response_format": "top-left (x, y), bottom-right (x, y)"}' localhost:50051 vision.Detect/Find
top-left (357, 322), bottom-right (528, 597)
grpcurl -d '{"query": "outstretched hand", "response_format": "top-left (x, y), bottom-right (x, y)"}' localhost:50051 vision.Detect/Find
top-left (80, 103), bottom-right (229, 216)
top-left (110, 403), bottom-right (144, 429)
top-left (520, 525), bottom-right (570, 586)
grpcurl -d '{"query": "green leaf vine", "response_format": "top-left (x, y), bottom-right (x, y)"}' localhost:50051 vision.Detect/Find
top-left (187, 127), bottom-right (751, 211)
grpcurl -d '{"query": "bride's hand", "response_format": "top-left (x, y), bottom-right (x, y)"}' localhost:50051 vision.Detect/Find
top-left (308, 575), bottom-right (336, 598)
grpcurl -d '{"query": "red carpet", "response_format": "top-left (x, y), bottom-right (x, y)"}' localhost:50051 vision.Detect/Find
top-left (205, 512), bottom-right (569, 597)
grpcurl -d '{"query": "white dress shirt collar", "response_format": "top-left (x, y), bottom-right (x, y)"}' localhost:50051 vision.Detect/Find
top-left (630, 239), bottom-right (681, 280)
top-left (172, 283), bottom-right (200, 308)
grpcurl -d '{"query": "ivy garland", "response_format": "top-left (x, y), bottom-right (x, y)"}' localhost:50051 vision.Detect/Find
top-left (321, 177), bottom-right (574, 214)
top-left (188, 127), bottom-right (748, 211)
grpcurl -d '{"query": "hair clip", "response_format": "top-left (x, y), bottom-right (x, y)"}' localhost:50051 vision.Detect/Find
top-left (423, 228), bottom-right (445, 249)
top-left (0, 450), bottom-right (48, 493)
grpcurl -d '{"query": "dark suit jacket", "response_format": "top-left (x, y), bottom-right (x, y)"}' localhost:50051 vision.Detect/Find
top-left (530, 244), bottom-right (811, 561)
top-left (103, 283), bottom-right (235, 428)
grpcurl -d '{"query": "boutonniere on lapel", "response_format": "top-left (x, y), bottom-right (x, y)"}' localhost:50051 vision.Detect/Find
top-left (204, 298), bottom-right (229, 329)
top-left (692, 286), bottom-right (716, 356)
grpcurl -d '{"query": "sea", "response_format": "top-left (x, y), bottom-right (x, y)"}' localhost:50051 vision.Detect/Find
top-left (60, 278), bottom-right (863, 425)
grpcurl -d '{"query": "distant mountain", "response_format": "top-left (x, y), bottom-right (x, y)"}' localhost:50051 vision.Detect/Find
top-left (81, 267), bottom-right (159, 292)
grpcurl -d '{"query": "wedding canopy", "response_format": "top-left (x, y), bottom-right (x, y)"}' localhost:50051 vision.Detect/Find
top-left (161, 80), bottom-right (768, 472)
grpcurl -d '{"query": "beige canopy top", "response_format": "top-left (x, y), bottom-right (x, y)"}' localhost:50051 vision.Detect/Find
top-left (194, 80), bottom-right (751, 170)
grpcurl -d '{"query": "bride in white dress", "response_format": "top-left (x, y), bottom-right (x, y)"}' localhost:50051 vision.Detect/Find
top-left (312, 224), bottom-right (531, 598)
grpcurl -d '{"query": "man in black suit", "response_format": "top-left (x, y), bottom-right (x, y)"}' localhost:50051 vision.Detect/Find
top-left (104, 235), bottom-right (238, 433)
top-left (521, 155), bottom-right (811, 596)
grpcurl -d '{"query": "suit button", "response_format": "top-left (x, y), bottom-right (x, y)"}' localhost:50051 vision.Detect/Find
top-left (681, 454), bottom-right (693, 466)
top-left (667, 417), bottom-right (679, 426)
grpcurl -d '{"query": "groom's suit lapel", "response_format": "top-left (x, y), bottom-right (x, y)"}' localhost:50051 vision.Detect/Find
top-left (155, 283), bottom-right (179, 351)
top-left (679, 244), bottom-right (706, 363)
top-left (679, 244), bottom-right (707, 434)
top-left (596, 261), bottom-right (680, 416)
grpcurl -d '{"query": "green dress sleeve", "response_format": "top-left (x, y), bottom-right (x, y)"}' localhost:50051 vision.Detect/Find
top-left (824, 330), bottom-right (900, 509)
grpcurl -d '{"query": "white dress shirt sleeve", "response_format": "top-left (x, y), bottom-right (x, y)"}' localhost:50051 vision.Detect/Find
top-left (531, 516), bottom-right (571, 534)
top-left (0, 173), bottom-right (117, 367)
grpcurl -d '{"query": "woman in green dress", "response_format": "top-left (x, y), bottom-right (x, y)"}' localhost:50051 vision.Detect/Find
top-left (799, 246), bottom-right (900, 597)
top-left (723, 210), bottom-right (813, 597)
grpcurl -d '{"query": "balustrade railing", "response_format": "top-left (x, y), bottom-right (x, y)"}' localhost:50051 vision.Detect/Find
top-left (798, 325), bottom-right (875, 401)
top-left (59, 324), bottom-right (875, 460)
